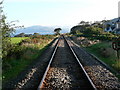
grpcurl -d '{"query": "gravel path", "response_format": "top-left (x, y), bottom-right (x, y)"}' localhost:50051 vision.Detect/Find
top-left (41, 37), bottom-right (94, 89)
top-left (67, 37), bottom-right (120, 90)
top-left (3, 38), bottom-right (58, 90)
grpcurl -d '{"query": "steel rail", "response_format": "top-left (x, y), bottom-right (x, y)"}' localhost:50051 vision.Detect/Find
top-left (37, 36), bottom-right (97, 89)
top-left (69, 37), bottom-right (120, 83)
top-left (68, 37), bottom-right (120, 79)
top-left (63, 36), bottom-right (97, 90)
top-left (37, 37), bottom-right (60, 90)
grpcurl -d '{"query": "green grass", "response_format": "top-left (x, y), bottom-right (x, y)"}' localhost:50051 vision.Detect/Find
top-left (3, 47), bottom-right (46, 83)
top-left (3, 36), bottom-right (54, 83)
top-left (85, 42), bottom-right (120, 79)
top-left (85, 42), bottom-right (118, 68)
top-left (11, 37), bottom-right (29, 44)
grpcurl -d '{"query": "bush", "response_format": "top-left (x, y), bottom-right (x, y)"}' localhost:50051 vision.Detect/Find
top-left (100, 48), bottom-right (115, 58)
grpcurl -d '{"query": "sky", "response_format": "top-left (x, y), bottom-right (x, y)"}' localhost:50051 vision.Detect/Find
top-left (2, 0), bottom-right (120, 28)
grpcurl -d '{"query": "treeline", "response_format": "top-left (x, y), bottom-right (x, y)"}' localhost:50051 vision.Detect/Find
top-left (14, 33), bottom-right (41, 37)
top-left (70, 21), bottom-right (119, 41)
top-left (14, 27), bottom-right (62, 37)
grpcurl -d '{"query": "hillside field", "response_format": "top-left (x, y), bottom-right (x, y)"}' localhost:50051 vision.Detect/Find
top-left (11, 37), bottom-right (29, 44)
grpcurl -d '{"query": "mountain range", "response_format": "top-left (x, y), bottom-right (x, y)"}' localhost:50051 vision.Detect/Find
top-left (15, 25), bottom-right (70, 35)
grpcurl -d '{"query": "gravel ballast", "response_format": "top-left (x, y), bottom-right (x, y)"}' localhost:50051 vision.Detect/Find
top-left (3, 36), bottom-right (120, 90)
top-left (41, 37), bottom-right (94, 89)
top-left (67, 37), bottom-right (120, 90)
top-left (3, 38), bottom-right (58, 90)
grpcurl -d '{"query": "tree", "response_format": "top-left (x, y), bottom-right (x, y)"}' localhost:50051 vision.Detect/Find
top-left (54, 28), bottom-right (62, 35)
top-left (1, 1), bottom-right (16, 58)
top-left (33, 33), bottom-right (39, 36)
top-left (79, 21), bottom-right (86, 25)
top-left (1, 2), bottom-right (12, 58)
top-left (1, 1), bottom-right (24, 58)
top-left (15, 33), bottom-right (25, 37)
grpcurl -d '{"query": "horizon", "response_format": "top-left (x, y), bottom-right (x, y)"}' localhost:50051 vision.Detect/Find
top-left (3, 0), bottom-right (120, 28)
top-left (14, 25), bottom-right (70, 35)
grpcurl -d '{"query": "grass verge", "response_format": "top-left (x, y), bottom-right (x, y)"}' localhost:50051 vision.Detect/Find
top-left (85, 41), bottom-right (120, 79)
top-left (3, 36), bottom-right (54, 83)
top-left (3, 46), bottom-right (47, 83)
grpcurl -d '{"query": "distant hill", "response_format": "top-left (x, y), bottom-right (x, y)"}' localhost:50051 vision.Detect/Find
top-left (14, 25), bottom-right (70, 35)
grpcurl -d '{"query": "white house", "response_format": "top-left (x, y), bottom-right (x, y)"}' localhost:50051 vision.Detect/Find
top-left (104, 17), bottom-right (120, 34)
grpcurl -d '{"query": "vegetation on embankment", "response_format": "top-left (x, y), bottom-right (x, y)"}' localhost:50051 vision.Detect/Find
top-left (85, 42), bottom-right (119, 69)
top-left (70, 20), bottom-right (120, 78)
top-left (71, 36), bottom-right (119, 70)
top-left (85, 41), bottom-right (120, 79)
top-left (2, 35), bottom-right (55, 83)
top-left (0, 1), bottom-right (57, 85)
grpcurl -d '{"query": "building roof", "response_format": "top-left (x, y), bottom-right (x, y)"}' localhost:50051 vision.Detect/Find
top-left (104, 17), bottom-right (120, 25)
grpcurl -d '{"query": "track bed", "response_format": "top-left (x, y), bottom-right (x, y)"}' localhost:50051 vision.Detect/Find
top-left (38, 36), bottom-right (95, 89)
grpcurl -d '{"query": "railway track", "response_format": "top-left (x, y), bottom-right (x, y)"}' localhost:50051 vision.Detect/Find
top-left (37, 36), bottom-right (97, 89)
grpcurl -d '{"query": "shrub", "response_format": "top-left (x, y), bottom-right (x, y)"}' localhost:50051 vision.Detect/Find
top-left (100, 48), bottom-right (115, 58)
